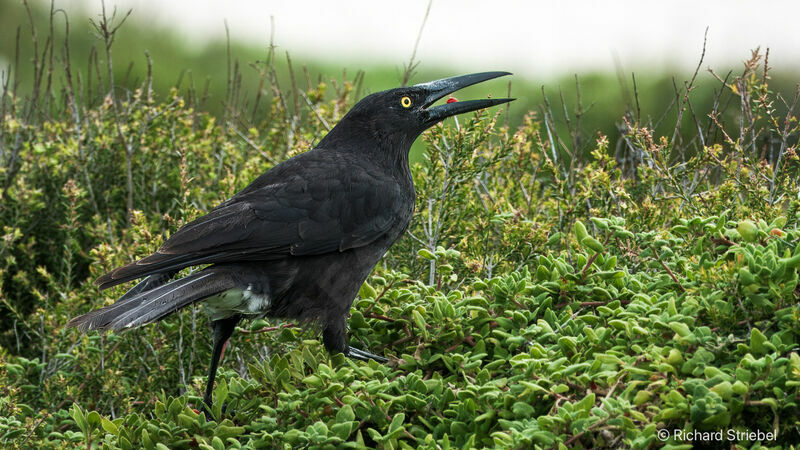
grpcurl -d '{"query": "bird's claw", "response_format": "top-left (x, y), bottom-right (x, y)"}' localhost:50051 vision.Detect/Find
top-left (347, 346), bottom-right (388, 363)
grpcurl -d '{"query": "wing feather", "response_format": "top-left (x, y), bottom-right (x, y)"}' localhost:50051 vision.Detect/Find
top-left (96, 150), bottom-right (409, 290)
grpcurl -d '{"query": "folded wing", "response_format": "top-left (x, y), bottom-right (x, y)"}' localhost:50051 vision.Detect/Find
top-left (97, 155), bottom-right (407, 289)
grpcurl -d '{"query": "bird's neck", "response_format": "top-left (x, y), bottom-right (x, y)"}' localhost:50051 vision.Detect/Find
top-left (318, 121), bottom-right (415, 174)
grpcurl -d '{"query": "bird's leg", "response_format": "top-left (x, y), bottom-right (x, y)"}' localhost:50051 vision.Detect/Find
top-left (203, 315), bottom-right (241, 412)
top-left (323, 317), bottom-right (387, 363)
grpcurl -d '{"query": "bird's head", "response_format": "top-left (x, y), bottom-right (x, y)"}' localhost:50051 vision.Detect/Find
top-left (320, 72), bottom-right (514, 154)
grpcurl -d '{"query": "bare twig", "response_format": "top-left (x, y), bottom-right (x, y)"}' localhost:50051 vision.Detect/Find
top-left (239, 322), bottom-right (297, 335)
top-left (631, 72), bottom-right (641, 125)
top-left (401, 0), bottom-right (433, 86)
top-left (564, 417), bottom-right (612, 447)
top-left (650, 245), bottom-right (686, 292)
top-left (670, 27), bottom-right (708, 151)
top-left (299, 90), bottom-right (331, 131)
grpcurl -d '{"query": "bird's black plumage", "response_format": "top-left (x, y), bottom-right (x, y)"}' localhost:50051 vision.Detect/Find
top-left (69, 72), bottom-right (513, 408)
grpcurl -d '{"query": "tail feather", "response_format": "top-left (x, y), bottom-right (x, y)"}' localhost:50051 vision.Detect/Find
top-left (95, 250), bottom-right (276, 291)
top-left (110, 270), bottom-right (179, 307)
top-left (69, 270), bottom-right (236, 332)
top-left (96, 253), bottom-right (209, 290)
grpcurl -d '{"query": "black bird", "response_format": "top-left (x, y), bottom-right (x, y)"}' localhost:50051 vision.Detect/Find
top-left (69, 72), bottom-right (513, 408)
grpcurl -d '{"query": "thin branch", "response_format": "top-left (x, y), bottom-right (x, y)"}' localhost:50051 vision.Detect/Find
top-left (650, 245), bottom-right (686, 292)
top-left (401, 0), bottom-right (433, 86)
top-left (299, 90), bottom-right (331, 131)
top-left (239, 322), bottom-right (297, 335)
top-left (670, 27), bottom-right (708, 149)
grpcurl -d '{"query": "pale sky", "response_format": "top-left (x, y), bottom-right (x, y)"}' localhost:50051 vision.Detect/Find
top-left (46, 0), bottom-right (800, 78)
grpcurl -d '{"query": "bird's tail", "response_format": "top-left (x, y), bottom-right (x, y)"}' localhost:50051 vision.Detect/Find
top-left (68, 270), bottom-right (236, 332)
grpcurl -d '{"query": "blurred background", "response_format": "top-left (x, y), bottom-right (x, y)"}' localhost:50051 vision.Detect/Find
top-left (2, 0), bottom-right (799, 145)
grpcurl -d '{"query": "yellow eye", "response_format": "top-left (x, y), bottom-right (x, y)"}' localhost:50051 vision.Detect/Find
top-left (400, 96), bottom-right (412, 108)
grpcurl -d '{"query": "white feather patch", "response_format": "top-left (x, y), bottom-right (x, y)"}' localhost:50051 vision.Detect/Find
top-left (203, 284), bottom-right (271, 321)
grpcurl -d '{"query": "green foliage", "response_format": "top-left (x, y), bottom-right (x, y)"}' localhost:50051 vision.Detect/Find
top-left (2, 8), bottom-right (800, 450)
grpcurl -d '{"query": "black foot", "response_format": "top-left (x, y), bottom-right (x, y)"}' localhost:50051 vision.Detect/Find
top-left (347, 346), bottom-right (388, 363)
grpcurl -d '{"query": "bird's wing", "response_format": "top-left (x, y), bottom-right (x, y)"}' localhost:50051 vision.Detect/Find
top-left (96, 162), bottom-right (408, 289)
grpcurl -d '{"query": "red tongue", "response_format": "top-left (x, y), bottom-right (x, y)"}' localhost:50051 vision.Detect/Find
top-left (446, 97), bottom-right (458, 104)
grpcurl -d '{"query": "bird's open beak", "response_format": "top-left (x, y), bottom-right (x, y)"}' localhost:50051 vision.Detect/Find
top-left (417, 71), bottom-right (514, 124)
